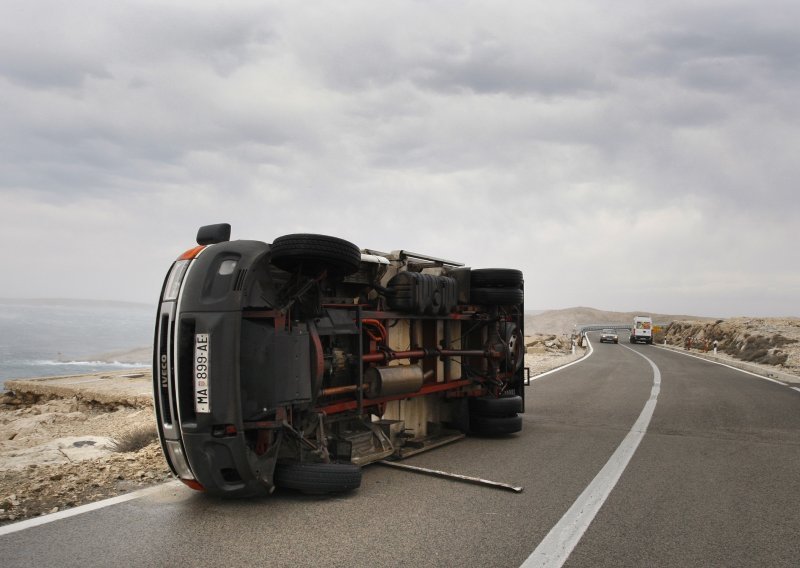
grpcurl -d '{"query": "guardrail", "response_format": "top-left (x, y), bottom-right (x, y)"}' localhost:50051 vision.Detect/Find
top-left (578, 324), bottom-right (631, 333)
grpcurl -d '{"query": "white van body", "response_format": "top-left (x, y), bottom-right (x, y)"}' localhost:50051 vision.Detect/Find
top-left (630, 316), bottom-right (653, 344)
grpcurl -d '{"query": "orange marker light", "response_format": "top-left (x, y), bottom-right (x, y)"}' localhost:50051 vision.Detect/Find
top-left (178, 245), bottom-right (206, 260)
top-left (180, 479), bottom-right (205, 492)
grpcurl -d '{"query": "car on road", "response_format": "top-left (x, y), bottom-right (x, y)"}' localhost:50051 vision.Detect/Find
top-left (153, 224), bottom-right (527, 497)
top-left (630, 315), bottom-right (653, 344)
top-left (599, 329), bottom-right (618, 344)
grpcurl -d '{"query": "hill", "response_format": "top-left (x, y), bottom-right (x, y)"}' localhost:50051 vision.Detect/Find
top-left (524, 307), bottom-right (714, 335)
top-left (524, 307), bottom-right (800, 377)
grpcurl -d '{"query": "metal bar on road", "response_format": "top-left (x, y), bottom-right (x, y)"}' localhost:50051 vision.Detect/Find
top-left (377, 460), bottom-right (523, 493)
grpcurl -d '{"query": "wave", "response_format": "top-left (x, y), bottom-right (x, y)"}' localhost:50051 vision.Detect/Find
top-left (80, 346), bottom-right (152, 365)
top-left (29, 359), bottom-right (149, 368)
top-left (1, 359), bottom-right (150, 385)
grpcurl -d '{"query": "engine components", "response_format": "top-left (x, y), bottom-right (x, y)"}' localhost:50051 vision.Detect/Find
top-left (386, 271), bottom-right (457, 315)
top-left (365, 365), bottom-right (424, 398)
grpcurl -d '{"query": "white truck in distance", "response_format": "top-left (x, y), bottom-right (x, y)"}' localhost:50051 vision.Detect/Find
top-left (630, 316), bottom-right (653, 344)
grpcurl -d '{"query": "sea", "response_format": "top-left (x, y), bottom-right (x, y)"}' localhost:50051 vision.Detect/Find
top-left (0, 299), bottom-right (154, 390)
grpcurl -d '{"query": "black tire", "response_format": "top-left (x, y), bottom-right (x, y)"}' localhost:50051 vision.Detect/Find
top-left (271, 234), bottom-right (361, 278)
top-left (470, 287), bottom-right (523, 305)
top-left (273, 462), bottom-right (362, 495)
top-left (469, 394), bottom-right (523, 417)
top-left (470, 268), bottom-right (523, 289)
top-left (470, 414), bottom-right (523, 435)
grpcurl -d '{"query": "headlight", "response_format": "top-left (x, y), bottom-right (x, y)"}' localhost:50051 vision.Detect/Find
top-left (165, 440), bottom-right (195, 479)
top-left (163, 260), bottom-right (190, 301)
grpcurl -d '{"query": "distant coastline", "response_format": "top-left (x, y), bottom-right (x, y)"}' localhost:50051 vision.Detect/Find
top-left (0, 298), bottom-right (152, 309)
top-left (0, 300), bottom-right (153, 388)
top-left (85, 346), bottom-right (152, 365)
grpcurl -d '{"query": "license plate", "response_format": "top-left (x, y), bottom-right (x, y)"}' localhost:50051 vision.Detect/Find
top-left (194, 333), bottom-right (210, 413)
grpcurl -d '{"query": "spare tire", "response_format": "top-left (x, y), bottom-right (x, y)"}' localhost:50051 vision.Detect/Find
top-left (470, 268), bottom-right (523, 288)
top-left (273, 462), bottom-right (362, 495)
top-left (271, 234), bottom-right (361, 278)
top-left (500, 322), bottom-right (525, 373)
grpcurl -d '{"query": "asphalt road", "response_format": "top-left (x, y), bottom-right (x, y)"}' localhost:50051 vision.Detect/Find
top-left (2, 337), bottom-right (799, 567)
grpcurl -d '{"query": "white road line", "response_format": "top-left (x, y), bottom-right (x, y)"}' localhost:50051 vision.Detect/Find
top-left (520, 345), bottom-right (661, 568)
top-left (654, 346), bottom-right (789, 386)
top-left (0, 480), bottom-right (182, 536)
top-left (791, 387), bottom-right (800, 394)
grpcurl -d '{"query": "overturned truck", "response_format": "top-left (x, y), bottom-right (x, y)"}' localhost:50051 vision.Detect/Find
top-left (154, 224), bottom-right (526, 497)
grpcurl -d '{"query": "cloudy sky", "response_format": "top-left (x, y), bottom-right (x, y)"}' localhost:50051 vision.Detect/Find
top-left (1, 0), bottom-right (798, 317)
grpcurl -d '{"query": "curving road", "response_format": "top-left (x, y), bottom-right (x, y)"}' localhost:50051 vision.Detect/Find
top-left (2, 336), bottom-right (799, 567)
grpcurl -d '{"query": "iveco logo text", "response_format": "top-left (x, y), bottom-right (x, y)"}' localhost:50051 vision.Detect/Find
top-left (160, 354), bottom-right (168, 389)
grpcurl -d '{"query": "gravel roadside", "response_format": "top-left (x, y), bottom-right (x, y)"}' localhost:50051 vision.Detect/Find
top-left (0, 394), bottom-right (170, 525)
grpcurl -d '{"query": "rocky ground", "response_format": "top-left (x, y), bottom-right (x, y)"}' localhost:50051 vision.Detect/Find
top-left (524, 333), bottom-right (583, 374)
top-left (663, 317), bottom-right (800, 376)
top-left (0, 393), bottom-right (170, 525)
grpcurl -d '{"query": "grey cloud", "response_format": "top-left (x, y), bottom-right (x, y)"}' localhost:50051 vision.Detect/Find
top-left (621, 4), bottom-right (800, 90)
top-left (0, 2), bottom-right (277, 88)
top-left (0, 1), bottom-right (798, 316)
top-left (409, 38), bottom-right (603, 96)
top-left (0, 51), bottom-right (111, 89)
top-left (285, 3), bottom-right (610, 98)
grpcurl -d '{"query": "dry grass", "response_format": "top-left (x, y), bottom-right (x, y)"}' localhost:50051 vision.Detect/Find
top-left (726, 333), bottom-right (793, 365)
top-left (666, 320), bottom-right (796, 368)
top-left (110, 425), bottom-right (158, 453)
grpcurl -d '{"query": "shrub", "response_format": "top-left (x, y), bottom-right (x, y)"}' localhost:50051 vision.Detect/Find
top-left (772, 334), bottom-right (797, 347)
top-left (762, 352), bottom-right (789, 366)
top-left (741, 348), bottom-right (768, 362)
top-left (110, 425), bottom-right (158, 453)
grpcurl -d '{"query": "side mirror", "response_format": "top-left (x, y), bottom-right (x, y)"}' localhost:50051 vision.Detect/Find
top-left (196, 223), bottom-right (231, 245)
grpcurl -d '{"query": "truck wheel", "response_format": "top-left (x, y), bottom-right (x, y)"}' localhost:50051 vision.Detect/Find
top-left (273, 462), bottom-right (362, 495)
top-left (470, 268), bottom-right (523, 288)
top-left (469, 394), bottom-right (523, 417)
top-left (470, 414), bottom-right (523, 435)
top-left (470, 287), bottom-right (523, 305)
top-left (271, 234), bottom-right (361, 278)
top-left (500, 322), bottom-right (525, 373)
